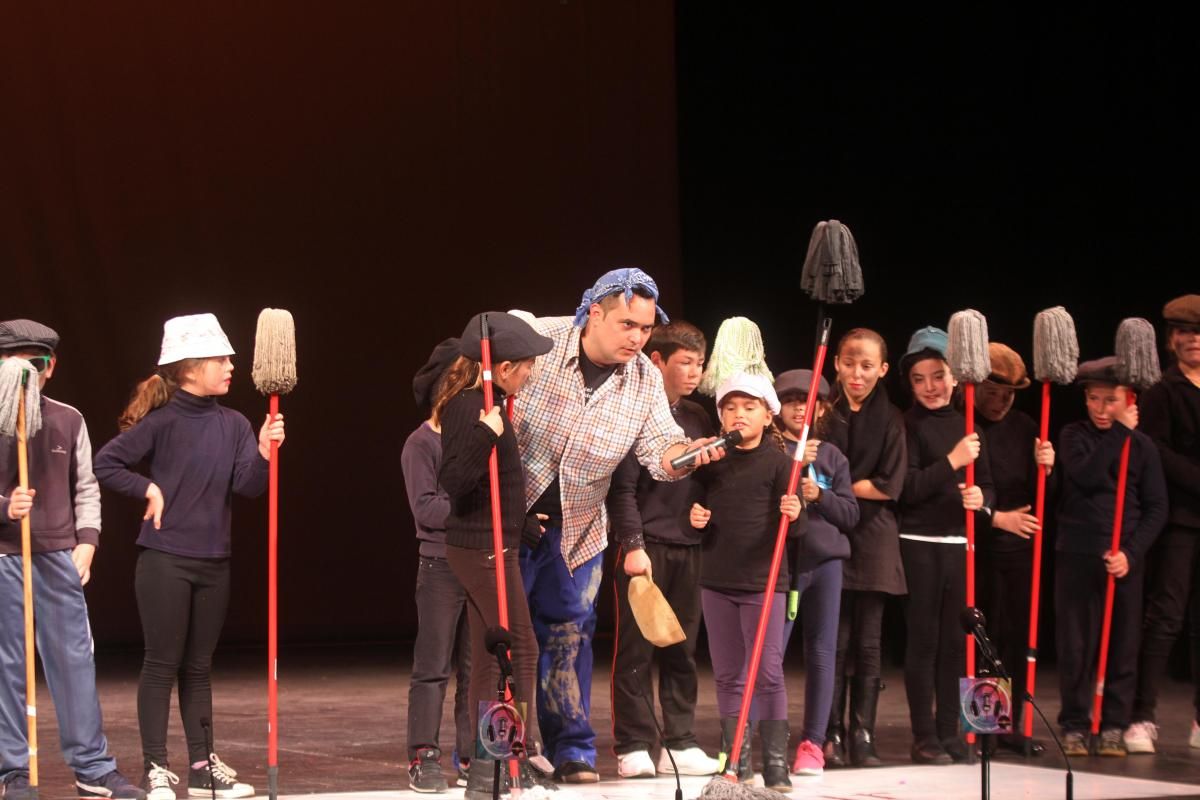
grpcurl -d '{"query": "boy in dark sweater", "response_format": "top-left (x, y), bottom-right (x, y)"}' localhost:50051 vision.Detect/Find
top-left (1055, 357), bottom-right (1167, 757)
top-left (897, 326), bottom-right (995, 765)
top-left (0, 319), bottom-right (144, 800)
top-left (606, 321), bottom-right (720, 779)
top-left (1129, 295), bottom-right (1200, 753)
top-left (973, 343), bottom-right (1056, 754)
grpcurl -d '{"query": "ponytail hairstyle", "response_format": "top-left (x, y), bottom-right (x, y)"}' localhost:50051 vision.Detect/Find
top-left (773, 393), bottom-right (836, 443)
top-left (430, 356), bottom-right (483, 427)
top-left (118, 358), bottom-right (206, 431)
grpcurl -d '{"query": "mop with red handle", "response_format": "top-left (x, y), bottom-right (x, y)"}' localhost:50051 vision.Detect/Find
top-left (477, 314), bottom-right (524, 796)
top-left (722, 219), bottom-right (863, 784)
top-left (947, 309), bottom-right (992, 758)
top-left (0, 357), bottom-right (44, 799)
top-left (252, 309), bottom-right (298, 800)
top-left (1089, 318), bottom-right (1160, 749)
top-left (1024, 307), bottom-right (1078, 751)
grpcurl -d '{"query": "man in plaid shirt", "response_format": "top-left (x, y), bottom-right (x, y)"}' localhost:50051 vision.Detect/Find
top-left (513, 268), bottom-right (724, 782)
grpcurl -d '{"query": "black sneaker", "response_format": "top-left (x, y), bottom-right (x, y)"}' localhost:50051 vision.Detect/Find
top-left (77, 769), bottom-right (148, 800)
top-left (464, 759), bottom-right (509, 800)
top-left (456, 761), bottom-right (469, 788)
top-left (141, 763), bottom-right (179, 800)
top-left (187, 754), bottom-right (253, 799)
top-left (408, 747), bottom-right (448, 793)
top-left (2, 773), bottom-right (34, 800)
top-left (552, 760), bottom-right (598, 783)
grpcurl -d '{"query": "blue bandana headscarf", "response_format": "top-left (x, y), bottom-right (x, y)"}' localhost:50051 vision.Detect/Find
top-left (572, 267), bottom-right (670, 327)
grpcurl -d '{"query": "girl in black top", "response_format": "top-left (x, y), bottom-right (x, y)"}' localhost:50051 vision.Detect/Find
top-left (437, 312), bottom-right (556, 794)
top-left (897, 327), bottom-right (994, 766)
top-left (823, 328), bottom-right (907, 769)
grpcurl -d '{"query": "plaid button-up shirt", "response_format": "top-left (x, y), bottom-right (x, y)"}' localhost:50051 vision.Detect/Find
top-left (513, 316), bottom-right (688, 570)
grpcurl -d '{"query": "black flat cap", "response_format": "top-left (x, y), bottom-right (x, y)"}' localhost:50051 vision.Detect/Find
top-left (774, 369), bottom-right (831, 401)
top-left (460, 312), bottom-right (554, 363)
top-left (1075, 356), bottom-right (1120, 386)
top-left (413, 337), bottom-right (462, 409)
top-left (0, 319), bottom-right (59, 352)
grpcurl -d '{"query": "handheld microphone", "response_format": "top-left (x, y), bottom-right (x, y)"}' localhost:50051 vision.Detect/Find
top-left (485, 626), bottom-right (513, 678)
top-left (670, 430), bottom-right (743, 471)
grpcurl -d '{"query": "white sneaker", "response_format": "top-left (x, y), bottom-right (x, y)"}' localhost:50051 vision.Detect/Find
top-left (1190, 720), bottom-right (1200, 750)
top-left (658, 746), bottom-right (720, 776)
top-left (144, 764), bottom-right (179, 800)
top-left (617, 750), bottom-right (656, 779)
top-left (1123, 721), bottom-right (1158, 754)
top-left (188, 754), bottom-right (254, 798)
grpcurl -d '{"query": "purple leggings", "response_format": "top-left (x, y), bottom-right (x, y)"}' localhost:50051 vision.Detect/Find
top-left (702, 588), bottom-right (788, 720)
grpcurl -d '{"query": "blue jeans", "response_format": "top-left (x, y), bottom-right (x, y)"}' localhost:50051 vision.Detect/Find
top-left (520, 527), bottom-right (603, 768)
top-left (0, 551), bottom-right (116, 781)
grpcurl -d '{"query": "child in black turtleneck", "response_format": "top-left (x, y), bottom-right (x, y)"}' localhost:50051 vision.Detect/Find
top-left (897, 327), bottom-right (994, 766)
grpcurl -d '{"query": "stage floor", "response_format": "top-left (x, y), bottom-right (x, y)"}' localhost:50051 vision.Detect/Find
top-left (26, 644), bottom-right (1200, 799)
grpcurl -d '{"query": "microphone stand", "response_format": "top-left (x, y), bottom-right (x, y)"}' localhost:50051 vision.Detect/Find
top-left (630, 667), bottom-right (682, 800)
top-left (969, 620), bottom-right (1072, 800)
top-left (492, 646), bottom-right (516, 800)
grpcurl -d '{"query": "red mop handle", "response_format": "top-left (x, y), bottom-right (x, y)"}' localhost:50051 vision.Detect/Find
top-left (479, 315), bottom-right (510, 630)
top-left (964, 383), bottom-right (977, 747)
top-left (1024, 381), bottom-right (1051, 738)
top-left (267, 393), bottom-right (280, 770)
top-left (1091, 389), bottom-right (1135, 735)
top-left (726, 319), bottom-right (830, 779)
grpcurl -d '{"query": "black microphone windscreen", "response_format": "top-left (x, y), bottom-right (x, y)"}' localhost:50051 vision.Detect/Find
top-left (960, 606), bottom-right (987, 634)
top-left (724, 429), bottom-right (744, 447)
top-left (485, 626), bottom-right (512, 654)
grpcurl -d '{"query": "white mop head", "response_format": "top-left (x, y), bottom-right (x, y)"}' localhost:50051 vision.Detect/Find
top-left (0, 358), bottom-right (43, 438)
top-left (1032, 306), bottom-right (1079, 385)
top-left (697, 316), bottom-right (773, 397)
top-left (947, 309), bottom-right (992, 384)
top-left (252, 309), bottom-right (298, 396)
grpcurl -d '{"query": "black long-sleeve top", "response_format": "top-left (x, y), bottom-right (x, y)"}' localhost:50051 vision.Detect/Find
top-left (439, 388), bottom-right (532, 550)
top-left (1056, 419), bottom-right (1167, 568)
top-left (691, 436), bottom-right (805, 594)
top-left (1140, 365), bottom-right (1200, 531)
top-left (606, 397), bottom-right (713, 550)
top-left (899, 403), bottom-right (995, 537)
top-left (976, 409), bottom-right (1057, 554)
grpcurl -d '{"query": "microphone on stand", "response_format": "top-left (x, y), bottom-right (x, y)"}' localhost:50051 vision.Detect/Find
top-left (960, 607), bottom-right (1073, 800)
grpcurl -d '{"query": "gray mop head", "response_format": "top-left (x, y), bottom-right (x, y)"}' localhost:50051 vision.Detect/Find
top-left (0, 358), bottom-right (43, 438)
top-left (946, 309), bottom-right (992, 384)
top-left (800, 219), bottom-right (865, 305)
top-left (699, 777), bottom-right (790, 800)
top-left (1032, 306), bottom-right (1079, 385)
top-left (697, 316), bottom-right (773, 397)
top-left (252, 309), bottom-right (298, 396)
top-left (1115, 317), bottom-right (1161, 390)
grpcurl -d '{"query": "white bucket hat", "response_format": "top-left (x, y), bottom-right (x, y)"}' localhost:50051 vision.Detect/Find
top-left (158, 313), bottom-right (235, 366)
top-left (716, 371), bottom-right (781, 415)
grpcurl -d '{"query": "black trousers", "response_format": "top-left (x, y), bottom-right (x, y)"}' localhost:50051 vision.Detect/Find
top-left (900, 539), bottom-right (966, 741)
top-left (407, 555), bottom-right (472, 760)
top-left (134, 548), bottom-right (230, 768)
top-left (1055, 553), bottom-right (1144, 733)
top-left (976, 545), bottom-right (1032, 729)
top-left (835, 589), bottom-right (886, 679)
top-left (611, 542), bottom-right (703, 755)
top-left (446, 544), bottom-right (542, 754)
top-left (1133, 526), bottom-right (1200, 724)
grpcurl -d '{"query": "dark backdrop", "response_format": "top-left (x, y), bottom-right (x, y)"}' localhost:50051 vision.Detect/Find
top-left (1, 5), bottom-right (1195, 656)
top-left (0, 2), bottom-right (680, 644)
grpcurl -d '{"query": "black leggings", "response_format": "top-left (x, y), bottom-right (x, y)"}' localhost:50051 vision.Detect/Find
top-left (135, 548), bottom-right (231, 768)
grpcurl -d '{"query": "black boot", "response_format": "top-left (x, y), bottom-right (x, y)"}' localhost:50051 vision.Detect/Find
top-left (823, 673), bottom-right (847, 768)
top-left (849, 676), bottom-right (883, 767)
top-left (719, 718), bottom-right (754, 782)
top-left (759, 720), bottom-right (792, 793)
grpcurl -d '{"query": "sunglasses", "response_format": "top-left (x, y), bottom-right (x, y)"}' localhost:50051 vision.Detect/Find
top-left (1, 355), bottom-right (52, 373)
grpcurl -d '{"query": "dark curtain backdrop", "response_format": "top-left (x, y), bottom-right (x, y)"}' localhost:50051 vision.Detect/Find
top-left (0, 3), bottom-right (680, 644)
